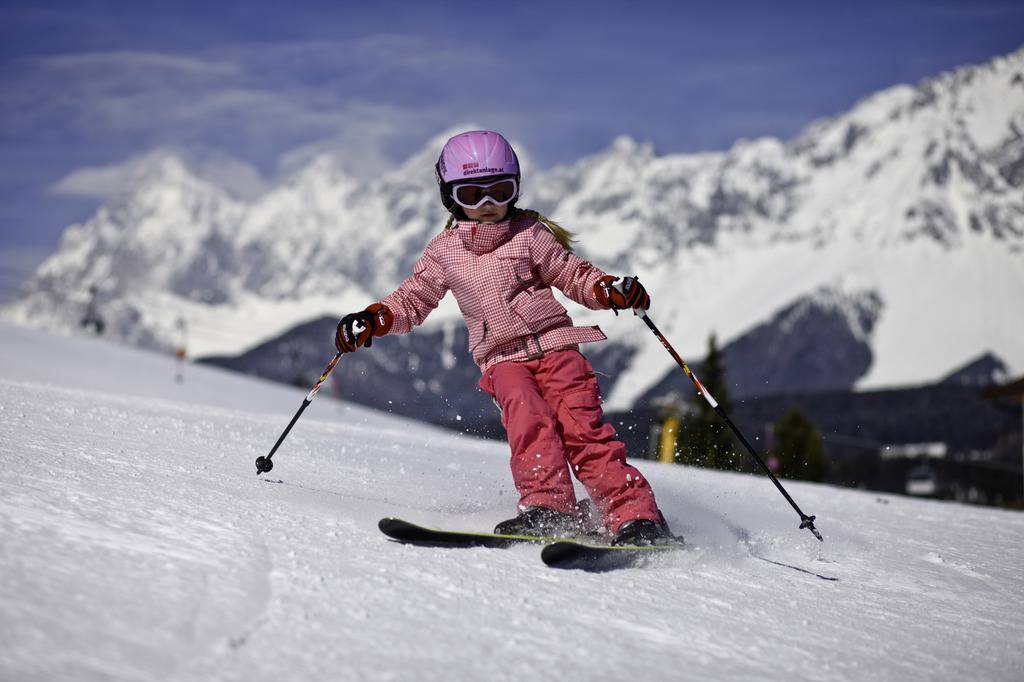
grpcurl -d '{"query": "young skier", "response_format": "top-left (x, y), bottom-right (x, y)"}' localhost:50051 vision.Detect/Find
top-left (336, 130), bottom-right (674, 545)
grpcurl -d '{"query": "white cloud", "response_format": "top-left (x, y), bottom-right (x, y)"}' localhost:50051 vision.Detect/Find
top-left (7, 32), bottom-right (575, 244)
top-left (36, 51), bottom-right (240, 77)
top-left (50, 152), bottom-right (161, 198)
top-left (2, 36), bottom-right (514, 179)
top-left (50, 148), bottom-right (271, 200)
top-left (2, 35), bottom-right (503, 141)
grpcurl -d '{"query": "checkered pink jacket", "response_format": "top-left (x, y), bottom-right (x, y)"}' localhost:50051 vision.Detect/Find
top-left (381, 212), bottom-right (609, 372)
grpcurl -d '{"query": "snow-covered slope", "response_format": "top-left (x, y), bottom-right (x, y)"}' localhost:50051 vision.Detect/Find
top-left (1, 323), bottom-right (1022, 681)
top-left (4, 49), bottom-right (1023, 407)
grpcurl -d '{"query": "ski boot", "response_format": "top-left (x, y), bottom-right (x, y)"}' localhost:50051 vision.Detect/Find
top-left (612, 513), bottom-right (682, 547)
top-left (494, 506), bottom-right (580, 538)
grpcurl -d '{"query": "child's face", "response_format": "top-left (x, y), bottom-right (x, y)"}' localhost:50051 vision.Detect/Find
top-left (463, 201), bottom-right (508, 223)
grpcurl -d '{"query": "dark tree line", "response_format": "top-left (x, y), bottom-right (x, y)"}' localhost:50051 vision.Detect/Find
top-left (674, 334), bottom-right (828, 481)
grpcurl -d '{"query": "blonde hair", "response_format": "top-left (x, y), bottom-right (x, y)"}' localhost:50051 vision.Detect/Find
top-left (443, 208), bottom-right (577, 252)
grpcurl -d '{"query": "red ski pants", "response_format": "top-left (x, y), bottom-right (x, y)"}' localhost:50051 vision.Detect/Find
top-left (479, 349), bottom-right (661, 533)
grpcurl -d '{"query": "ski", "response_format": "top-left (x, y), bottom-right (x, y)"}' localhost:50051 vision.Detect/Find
top-left (541, 539), bottom-right (686, 571)
top-left (378, 517), bottom-right (574, 548)
top-left (381, 518), bottom-right (835, 578)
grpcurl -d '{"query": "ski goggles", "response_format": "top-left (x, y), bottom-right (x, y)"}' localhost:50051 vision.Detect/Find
top-left (451, 178), bottom-right (518, 209)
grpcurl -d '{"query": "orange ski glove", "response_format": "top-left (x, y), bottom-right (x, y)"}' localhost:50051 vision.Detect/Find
top-left (594, 275), bottom-right (651, 312)
top-left (335, 302), bottom-right (395, 353)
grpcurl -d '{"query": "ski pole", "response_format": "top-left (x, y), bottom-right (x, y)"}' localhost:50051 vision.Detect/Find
top-left (625, 300), bottom-right (823, 541)
top-left (255, 352), bottom-right (342, 475)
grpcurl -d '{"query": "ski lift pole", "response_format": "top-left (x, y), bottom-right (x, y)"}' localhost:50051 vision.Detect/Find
top-left (256, 352), bottom-right (342, 475)
top-left (631, 307), bottom-right (823, 542)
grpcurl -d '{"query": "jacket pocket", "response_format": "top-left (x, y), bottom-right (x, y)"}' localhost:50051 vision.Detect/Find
top-left (497, 254), bottom-right (535, 291)
top-left (467, 318), bottom-right (488, 354)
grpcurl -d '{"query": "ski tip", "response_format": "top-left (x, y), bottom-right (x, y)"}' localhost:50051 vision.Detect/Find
top-left (378, 517), bottom-right (419, 543)
top-left (540, 541), bottom-right (588, 568)
top-left (541, 539), bottom-right (686, 570)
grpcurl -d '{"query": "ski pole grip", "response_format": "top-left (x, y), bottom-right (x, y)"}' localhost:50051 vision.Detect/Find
top-left (609, 278), bottom-right (648, 318)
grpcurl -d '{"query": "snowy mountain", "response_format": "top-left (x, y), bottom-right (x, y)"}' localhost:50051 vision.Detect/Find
top-left (4, 48), bottom-right (1023, 409)
top-left (641, 286), bottom-right (885, 401)
top-left (2, 320), bottom-right (1022, 681)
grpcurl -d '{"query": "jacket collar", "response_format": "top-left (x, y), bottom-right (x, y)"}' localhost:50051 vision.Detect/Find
top-left (456, 218), bottom-right (516, 255)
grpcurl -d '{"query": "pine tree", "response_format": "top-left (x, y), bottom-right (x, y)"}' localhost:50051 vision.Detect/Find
top-left (772, 407), bottom-right (829, 481)
top-left (678, 334), bottom-right (739, 470)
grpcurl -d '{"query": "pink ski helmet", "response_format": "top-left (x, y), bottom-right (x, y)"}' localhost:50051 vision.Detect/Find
top-left (435, 130), bottom-right (520, 214)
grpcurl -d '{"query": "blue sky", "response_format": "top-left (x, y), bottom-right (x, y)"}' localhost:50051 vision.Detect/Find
top-left (1, 0), bottom-right (1022, 289)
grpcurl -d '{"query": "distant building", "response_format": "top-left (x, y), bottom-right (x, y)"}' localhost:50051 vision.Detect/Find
top-left (980, 376), bottom-right (1024, 506)
top-left (611, 378), bottom-right (1024, 508)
